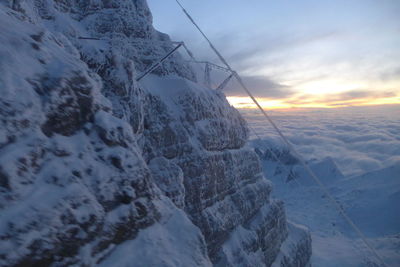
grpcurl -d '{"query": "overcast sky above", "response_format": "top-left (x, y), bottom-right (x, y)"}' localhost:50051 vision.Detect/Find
top-left (147, 0), bottom-right (400, 109)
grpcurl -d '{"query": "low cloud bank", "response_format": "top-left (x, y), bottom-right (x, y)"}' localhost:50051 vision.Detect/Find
top-left (242, 105), bottom-right (400, 176)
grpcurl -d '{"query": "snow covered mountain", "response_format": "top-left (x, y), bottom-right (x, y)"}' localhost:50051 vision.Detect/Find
top-left (0, 1), bottom-right (311, 266)
top-left (253, 141), bottom-right (400, 266)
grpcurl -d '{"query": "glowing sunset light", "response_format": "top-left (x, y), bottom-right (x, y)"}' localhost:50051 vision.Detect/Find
top-left (149, 0), bottom-right (400, 111)
top-left (226, 76), bottom-right (400, 109)
top-left (295, 80), bottom-right (365, 95)
top-left (227, 93), bottom-right (400, 110)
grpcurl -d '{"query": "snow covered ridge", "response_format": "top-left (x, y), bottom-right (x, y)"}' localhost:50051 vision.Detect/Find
top-left (253, 140), bottom-right (400, 266)
top-left (0, 1), bottom-right (311, 266)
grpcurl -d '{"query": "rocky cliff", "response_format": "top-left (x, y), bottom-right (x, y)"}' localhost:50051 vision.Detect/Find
top-left (0, 1), bottom-right (311, 266)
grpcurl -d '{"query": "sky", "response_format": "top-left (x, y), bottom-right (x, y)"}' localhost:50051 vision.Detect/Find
top-left (147, 0), bottom-right (400, 109)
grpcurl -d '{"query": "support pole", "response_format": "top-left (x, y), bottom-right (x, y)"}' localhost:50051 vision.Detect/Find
top-left (136, 43), bottom-right (183, 82)
top-left (216, 73), bottom-right (233, 91)
top-left (204, 62), bottom-right (211, 88)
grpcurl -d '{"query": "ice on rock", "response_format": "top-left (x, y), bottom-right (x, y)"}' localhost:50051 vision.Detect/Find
top-left (0, 0), bottom-right (311, 266)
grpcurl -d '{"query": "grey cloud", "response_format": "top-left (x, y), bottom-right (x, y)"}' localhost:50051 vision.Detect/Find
top-left (232, 31), bottom-right (341, 58)
top-left (174, 26), bottom-right (346, 72)
top-left (223, 74), bottom-right (294, 99)
top-left (189, 61), bottom-right (294, 99)
top-left (329, 90), bottom-right (397, 102)
top-left (286, 90), bottom-right (398, 106)
top-left (380, 66), bottom-right (400, 81)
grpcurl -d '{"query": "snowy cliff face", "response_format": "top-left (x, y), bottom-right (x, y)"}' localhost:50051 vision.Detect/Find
top-left (141, 76), bottom-right (312, 266)
top-left (0, 0), bottom-right (311, 266)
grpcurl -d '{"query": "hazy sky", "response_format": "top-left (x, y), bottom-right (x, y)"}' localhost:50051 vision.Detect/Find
top-left (147, 0), bottom-right (400, 109)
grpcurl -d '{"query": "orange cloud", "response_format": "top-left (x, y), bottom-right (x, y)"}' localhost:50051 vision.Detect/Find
top-left (226, 92), bottom-right (400, 110)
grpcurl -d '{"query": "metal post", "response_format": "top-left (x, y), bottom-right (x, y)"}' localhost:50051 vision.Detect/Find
top-left (204, 62), bottom-right (211, 88)
top-left (136, 43), bottom-right (183, 82)
top-left (216, 73), bottom-right (233, 91)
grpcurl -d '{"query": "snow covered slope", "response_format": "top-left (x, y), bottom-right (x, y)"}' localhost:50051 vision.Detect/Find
top-left (0, 3), bottom-right (210, 266)
top-left (253, 141), bottom-right (400, 266)
top-left (0, 0), bottom-right (311, 266)
top-left (293, 157), bottom-right (345, 186)
top-left (333, 164), bottom-right (400, 237)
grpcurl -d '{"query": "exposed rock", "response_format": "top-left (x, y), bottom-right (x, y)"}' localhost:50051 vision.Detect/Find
top-left (140, 76), bottom-right (311, 265)
top-left (0, 0), bottom-right (311, 266)
top-left (272, 223), bottom-right (312, 267)
top-left (148, 157), bottom-right (186, 209)
top-left (0, 3), bottom-right (208, 266)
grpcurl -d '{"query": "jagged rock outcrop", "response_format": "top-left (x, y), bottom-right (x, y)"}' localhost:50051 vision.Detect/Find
top-left (0, 0), bottom-right (311, 266)
top-left (0, 1), bottom-right (208, 266)
top-left (140, 76), bottom-right (312, 266)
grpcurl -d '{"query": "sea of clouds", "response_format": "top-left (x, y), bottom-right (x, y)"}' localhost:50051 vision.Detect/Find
top-left (240, 104), bottom-right (400, 176)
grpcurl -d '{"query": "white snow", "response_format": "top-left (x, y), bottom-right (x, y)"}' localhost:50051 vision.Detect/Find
top-left (264, 159), bottom-right (399, 266)
top-left (242, 105), bottom-right (400, 176)
top-left (252, 141), bottom-right (400, 266)
top-left (98, 198), bottom-right (212, 267)
top-left (245, 106), bottom-right (400, 266)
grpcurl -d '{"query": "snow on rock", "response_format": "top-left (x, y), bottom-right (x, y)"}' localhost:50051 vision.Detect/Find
top-left (140, 75), bottom-right (311, 265)
top-left (98, 198), bottom-right (211, 267)
top-left (272, 222), bottom-right (312, 267)
top-left (148, 157), bottom-right (186, 209)
top-left (0, 1), bottom-right (311, 266)
top-left (0, 2), bottom-right (209, 266)
top-left (215, 201), bottom-right (288, 267)
top-left (254, 142), bottom-right (344, 186)
top-left (255, 139), bottom-right (400, 266)
top-left (293, 157), bottom-right (345, 186)
top-left (332, 164), bottom-right (400, 237)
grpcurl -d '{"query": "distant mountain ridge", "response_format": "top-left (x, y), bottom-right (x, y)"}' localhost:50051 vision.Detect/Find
top-left (253, 140), bottom-right (400, 266)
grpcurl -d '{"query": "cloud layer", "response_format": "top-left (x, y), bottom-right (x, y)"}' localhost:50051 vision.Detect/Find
top-left (242, 105), bottom-right (400, 176)
top-left (149, 0), bottom-right (400, 107)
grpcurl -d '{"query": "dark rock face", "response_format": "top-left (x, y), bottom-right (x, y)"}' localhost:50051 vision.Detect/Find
top-left (0, 9), bottom-right (160, 265)
top-left (0, 0), bottom-right (311, 266)
top-left (38, 73), bottom-right (96, 137)
top-left (148, 156), bottom-right (185, 208)
top-left (140, 76), bottom-right (311, 266)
